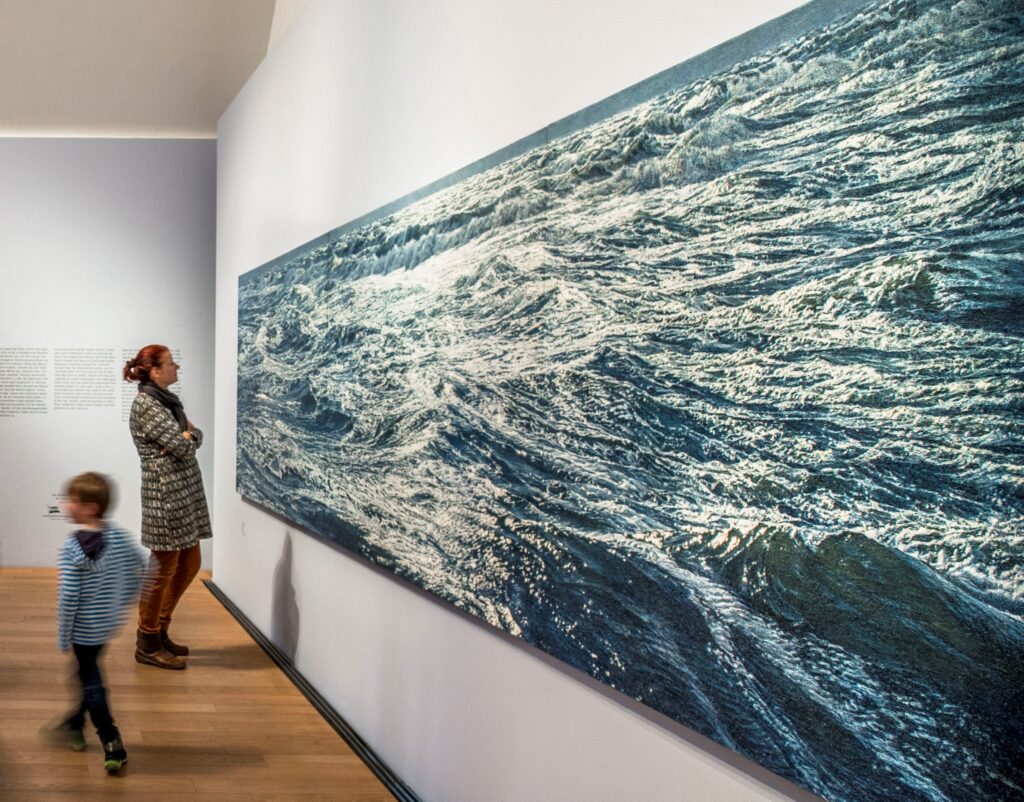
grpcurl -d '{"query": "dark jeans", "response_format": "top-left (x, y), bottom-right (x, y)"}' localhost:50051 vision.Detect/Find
top-left (67, 643), bottom-right (119, 743)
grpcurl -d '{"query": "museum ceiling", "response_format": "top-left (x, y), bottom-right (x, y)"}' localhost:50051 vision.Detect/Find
top-left (0, 0), bottom-right (277, 137)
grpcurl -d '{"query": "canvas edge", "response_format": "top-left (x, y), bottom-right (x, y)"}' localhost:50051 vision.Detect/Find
top-left (237, 0), bottom-right (877, 287)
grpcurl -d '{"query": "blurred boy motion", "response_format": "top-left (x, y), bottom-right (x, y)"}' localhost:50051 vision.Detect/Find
top-left (56, 472), bottom-right (147, 772)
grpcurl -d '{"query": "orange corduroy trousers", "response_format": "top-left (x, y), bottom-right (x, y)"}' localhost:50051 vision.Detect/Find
top-left (137, 544), bottom-right (201, 635)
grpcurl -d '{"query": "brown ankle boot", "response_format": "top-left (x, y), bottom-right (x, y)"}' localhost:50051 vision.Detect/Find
top-left (160, 629), bottom-right (189, 656)
top-left (135, 630), bottom-right (186, 670)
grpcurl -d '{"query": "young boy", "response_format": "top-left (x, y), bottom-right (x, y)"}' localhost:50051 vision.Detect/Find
top-left (57, 472), bottom-right (148, 772)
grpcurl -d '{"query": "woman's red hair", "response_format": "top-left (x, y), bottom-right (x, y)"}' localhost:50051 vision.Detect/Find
top-left (123, 344), bottom-right (170, 383)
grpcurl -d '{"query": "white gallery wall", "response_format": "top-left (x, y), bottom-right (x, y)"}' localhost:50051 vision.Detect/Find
top-left (214, 1), bottom-right (818, 800)
top-left (0, 138), bottom-right (216, 567)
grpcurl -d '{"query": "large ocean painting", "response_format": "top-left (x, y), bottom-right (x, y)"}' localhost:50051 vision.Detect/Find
top-left (237, 1), bottom-right (1024, 799)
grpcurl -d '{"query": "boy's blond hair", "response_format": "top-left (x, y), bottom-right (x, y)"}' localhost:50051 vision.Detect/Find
top-left (66, 472), bottom-right (113, 517)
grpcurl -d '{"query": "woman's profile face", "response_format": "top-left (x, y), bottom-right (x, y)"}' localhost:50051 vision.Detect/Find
top-left (150, 350), bottom-right (180, 388)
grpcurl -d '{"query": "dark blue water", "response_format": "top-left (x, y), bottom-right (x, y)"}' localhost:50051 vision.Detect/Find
top-left (238, 1), bottom-right (1024, 799)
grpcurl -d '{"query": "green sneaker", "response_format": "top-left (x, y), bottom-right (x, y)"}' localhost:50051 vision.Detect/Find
top-left (57, 718), bottom-right (86, 752)
top-left (102, 736), bottom-right (128, 772)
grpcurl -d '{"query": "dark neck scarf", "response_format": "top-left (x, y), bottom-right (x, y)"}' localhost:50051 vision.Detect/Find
top-left (140, 380), bottom-right (188, 431)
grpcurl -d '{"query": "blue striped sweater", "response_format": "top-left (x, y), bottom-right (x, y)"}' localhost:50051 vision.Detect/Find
top-left (57, 522), bottom-right (148, 651)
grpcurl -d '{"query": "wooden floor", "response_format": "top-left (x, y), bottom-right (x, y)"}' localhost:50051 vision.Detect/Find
top-left (0, 568), bottom-right (392, 800)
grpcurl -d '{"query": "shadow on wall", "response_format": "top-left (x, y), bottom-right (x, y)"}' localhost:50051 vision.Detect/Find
top-left (271, 530), bottom-right (300, 662)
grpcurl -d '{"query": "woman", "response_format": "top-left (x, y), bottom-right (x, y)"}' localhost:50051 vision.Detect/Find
top-left (123, 345), bottom-right (211, 670)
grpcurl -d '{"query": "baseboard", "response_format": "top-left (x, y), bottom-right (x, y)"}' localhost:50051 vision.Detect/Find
top-left (203, 579), bottom-right (420, 802)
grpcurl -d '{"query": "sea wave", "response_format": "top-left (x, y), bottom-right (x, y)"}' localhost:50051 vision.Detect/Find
top-left (238, 1), bottom-right (1024, 799)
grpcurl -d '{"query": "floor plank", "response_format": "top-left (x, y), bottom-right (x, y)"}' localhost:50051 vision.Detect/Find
top-left (0, 568), bottom-right (393, 800)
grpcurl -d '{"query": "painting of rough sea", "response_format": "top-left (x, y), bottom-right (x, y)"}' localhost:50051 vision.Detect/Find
top-left (238, 1), bottom-right (1024, 799)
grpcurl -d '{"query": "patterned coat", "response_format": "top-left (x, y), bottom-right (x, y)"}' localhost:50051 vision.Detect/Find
top-left (130, 393), bottom-right (212, 551)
